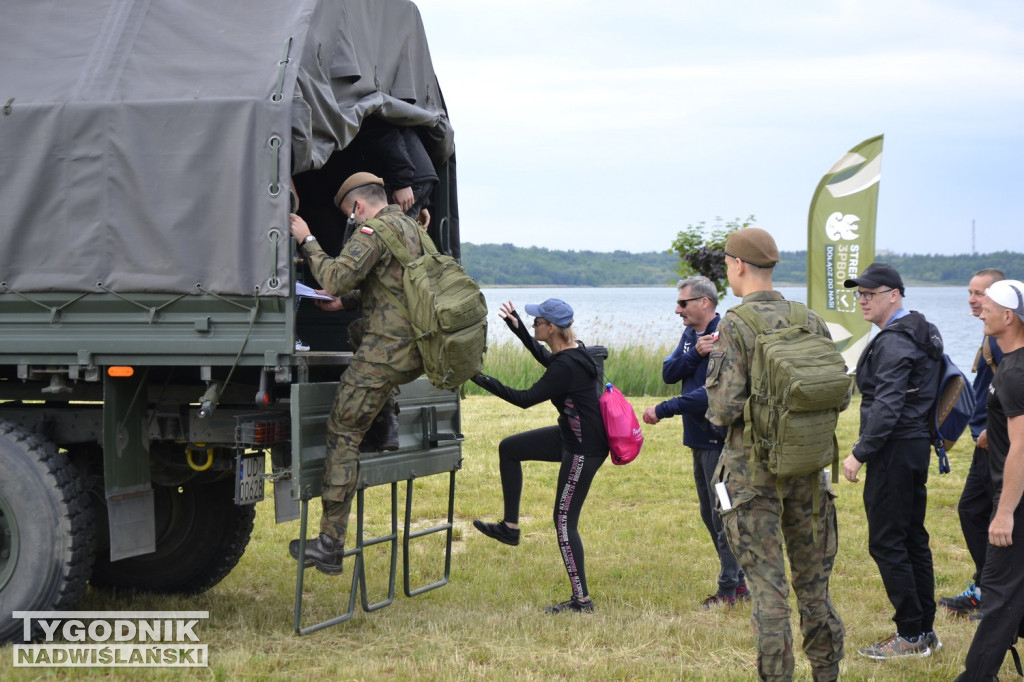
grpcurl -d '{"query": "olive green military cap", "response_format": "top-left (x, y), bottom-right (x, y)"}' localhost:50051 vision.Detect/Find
top-left (334, 172), bottom-right (385, 210)
top-left (724, 228), bottom-right (780, 268)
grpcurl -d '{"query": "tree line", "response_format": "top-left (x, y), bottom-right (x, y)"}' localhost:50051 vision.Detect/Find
top-left (461, 243), bottom-right (1024, 287)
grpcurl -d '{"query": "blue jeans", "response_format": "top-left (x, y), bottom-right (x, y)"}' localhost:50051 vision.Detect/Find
top-left (693, 447), bottom-right (745, 595)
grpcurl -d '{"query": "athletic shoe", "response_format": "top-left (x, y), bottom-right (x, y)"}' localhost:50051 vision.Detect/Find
top-left (857, 632), bottom-right (930, 660)
top-left (924, 630), bottom-right (943, 654)
top-left (735, 584), bottom-right (752, 602)
top-left (545, 597), bottom-right (595, 614)
top-left (472, 519), bottom-right (520, 546)
top-left (939, 582), bottom-right (981, 617)
top-left (701, 593), bottom-right (737, 609)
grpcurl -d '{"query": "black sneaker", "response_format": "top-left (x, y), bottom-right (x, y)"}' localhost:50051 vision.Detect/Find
top-left (939, 583), bottom-right (981, 617)
top-left (545, 597), bottom-right (595, 614)
top-left (473, 519), bottom-right (520, 546)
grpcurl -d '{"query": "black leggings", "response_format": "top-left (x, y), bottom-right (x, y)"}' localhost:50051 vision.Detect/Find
top-left (498, 425), bottom-right (605, 599)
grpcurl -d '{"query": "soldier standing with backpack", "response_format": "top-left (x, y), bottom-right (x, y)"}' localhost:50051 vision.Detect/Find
top-left (706, 228), bottom-right (845, 682)
top-left (842, 262), bottom-right (943, 659)
top-left (287, 172), bottom-right (425, 574)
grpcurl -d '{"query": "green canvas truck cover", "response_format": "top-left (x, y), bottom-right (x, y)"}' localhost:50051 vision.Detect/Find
top-left (0, 0), bottom-right (455, 297)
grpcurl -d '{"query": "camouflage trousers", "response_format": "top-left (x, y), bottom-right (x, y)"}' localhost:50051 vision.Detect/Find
top-left (720, 473), bottom-right (845, 682)
top-left (319, 359), bottom-right (420, 542)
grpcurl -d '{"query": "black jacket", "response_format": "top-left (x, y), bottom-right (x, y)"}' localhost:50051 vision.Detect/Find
top-left (853, 310), bottom-right (943, 462)
top-left (471, 312), bottom-right (608, 456)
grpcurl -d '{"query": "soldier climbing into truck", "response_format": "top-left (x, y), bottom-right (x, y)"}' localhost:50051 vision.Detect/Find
top-left (287, 173), bottom-right (427, 575)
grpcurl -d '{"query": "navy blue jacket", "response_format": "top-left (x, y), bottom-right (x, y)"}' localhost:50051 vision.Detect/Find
top-left (655, 314), bottom-right (726, 451)
top-left (969, 335), bottom-right (1003, 440)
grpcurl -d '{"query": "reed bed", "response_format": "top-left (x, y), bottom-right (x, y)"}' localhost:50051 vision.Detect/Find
top-left (464, 342), bottom-right (678, 398)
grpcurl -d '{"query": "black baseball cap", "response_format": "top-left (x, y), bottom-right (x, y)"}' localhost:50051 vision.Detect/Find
top-left (844, 262), bottom-right (905, 296)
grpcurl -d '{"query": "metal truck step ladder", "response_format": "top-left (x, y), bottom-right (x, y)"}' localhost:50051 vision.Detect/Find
top-left (289, 377), bottom-right (462, 634)
top-left (292, 464), bottom-right (457, 635)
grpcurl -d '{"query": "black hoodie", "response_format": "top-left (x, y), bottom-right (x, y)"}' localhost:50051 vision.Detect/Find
top-left (852, 310), bottom-right (943, 462)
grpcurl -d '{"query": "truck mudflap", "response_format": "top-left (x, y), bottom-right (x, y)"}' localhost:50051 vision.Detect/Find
top-left (287, 376), bottom-right (462, 632)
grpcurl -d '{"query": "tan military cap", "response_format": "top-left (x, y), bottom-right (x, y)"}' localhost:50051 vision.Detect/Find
top-left (724, 228), bottom-right (780, 268)
top-left (334, 172), bottom-right (385, 210)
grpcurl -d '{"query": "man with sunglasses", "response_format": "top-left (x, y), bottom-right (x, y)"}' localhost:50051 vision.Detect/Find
top-left (842, 262), bottom-right (943, 659)
top-left (643, 276), bottom-right (746, 609)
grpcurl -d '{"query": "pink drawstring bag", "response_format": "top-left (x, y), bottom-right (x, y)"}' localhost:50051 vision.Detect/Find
top-left (600, 382), bottom-right (643, 465)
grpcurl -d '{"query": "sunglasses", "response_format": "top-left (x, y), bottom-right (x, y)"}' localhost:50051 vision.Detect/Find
top-left (677, 297), bottom-right (705, 308)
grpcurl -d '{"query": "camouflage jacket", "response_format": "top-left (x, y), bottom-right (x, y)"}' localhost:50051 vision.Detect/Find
top-left (706, 290), bottom-right (833, 495)
top-left (302, 205), bottom-right (423, 372)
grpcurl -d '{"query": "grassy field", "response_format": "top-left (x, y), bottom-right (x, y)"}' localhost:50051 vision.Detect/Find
top-left (1, 394), bottom-right (1005, 680)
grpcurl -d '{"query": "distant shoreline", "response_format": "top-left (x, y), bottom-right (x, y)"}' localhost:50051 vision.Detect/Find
top-left (464, 243), bottom-right (1024, 288)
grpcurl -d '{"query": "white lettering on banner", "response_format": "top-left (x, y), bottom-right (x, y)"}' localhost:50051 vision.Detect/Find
top-left (824, 245), bottom-right (837, 310)
top-left (11, 612), bottom-right (210, 669)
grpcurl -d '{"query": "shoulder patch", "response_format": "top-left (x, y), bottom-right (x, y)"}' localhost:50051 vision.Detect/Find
top-left (360, 226), bottom-right (374, 235)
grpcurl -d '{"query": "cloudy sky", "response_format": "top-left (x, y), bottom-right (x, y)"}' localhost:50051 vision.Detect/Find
top-left (415, 0), bottom-right (1024, 255)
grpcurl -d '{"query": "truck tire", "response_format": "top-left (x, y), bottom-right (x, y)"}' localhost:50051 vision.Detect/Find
top-left (90, 475), bottom-right (255, 594)
top-left (0, 420), bottom-right (95, 644)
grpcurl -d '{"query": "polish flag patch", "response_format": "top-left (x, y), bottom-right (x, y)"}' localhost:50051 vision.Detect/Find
top-left (360, 226), bottom-right (374, 235)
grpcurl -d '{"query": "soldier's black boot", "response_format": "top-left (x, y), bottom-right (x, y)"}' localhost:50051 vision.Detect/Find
top-left (361, 401), bottom-right (400, 452)
top-left (288, 533), bottom-right (344, 575)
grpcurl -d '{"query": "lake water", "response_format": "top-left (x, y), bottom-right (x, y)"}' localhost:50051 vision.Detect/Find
top-left (481, 285), bottom-right (984, 375)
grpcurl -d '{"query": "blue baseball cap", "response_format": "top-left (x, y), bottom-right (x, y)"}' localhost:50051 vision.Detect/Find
top-left (524, 298), bottom-right (574, 327)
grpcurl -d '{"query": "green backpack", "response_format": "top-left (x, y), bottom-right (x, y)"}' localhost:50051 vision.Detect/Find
top-left (375, 224), bottom-right (488, 390)
top-left (730, 301), bottom-right (852, 480)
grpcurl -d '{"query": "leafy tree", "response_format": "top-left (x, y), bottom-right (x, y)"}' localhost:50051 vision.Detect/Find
top-left (670, 215), bottom-right (757, 299)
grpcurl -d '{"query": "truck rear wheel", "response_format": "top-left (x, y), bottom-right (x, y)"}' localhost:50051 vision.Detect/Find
top-left (0, 420), bottom-right (95, 643)
top-left (90, 475), bottom-right (255, 594)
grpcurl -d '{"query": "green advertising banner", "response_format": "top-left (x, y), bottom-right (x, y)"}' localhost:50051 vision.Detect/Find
top-left (807, 135), bottom-right (883, 369)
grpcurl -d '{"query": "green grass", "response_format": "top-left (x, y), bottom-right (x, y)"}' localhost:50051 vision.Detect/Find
top-left (0, 395), bottom-right (1002, 680)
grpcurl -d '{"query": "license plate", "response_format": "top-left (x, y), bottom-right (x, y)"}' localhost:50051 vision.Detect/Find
top-left (235, 453), bottom-right (266, 505)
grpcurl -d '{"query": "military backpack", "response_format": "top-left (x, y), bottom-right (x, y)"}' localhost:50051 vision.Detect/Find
top-left (375, 224), bottom-right (487, 390)
top-left (730, 301), bottom-right (852, 479)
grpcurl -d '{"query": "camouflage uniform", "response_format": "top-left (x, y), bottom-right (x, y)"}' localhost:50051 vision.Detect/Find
top-left (706, 290), bottom-right (845, 682)
top-left (300, 205), bottom-right (424, 542)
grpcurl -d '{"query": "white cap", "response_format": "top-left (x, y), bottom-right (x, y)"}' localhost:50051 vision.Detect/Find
top-left (986, 279), bottom-right (1024, 323)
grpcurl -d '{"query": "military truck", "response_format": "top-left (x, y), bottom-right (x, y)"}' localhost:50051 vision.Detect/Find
top-left (0, 0), bottom-right (464, 641)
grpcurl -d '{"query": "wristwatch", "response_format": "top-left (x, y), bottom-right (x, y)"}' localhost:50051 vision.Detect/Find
top-left (299, 235), bottom-right (316, 248)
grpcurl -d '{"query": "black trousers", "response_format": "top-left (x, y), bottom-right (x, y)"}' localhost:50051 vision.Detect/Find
top-left (863, 437), bottom-right (935, 637)
top-left (958, 445), bottom-right (994, 587)
top-left (957, 503), bottom-right (1024, 680)
top-left (497, 426), bottom-right (606, 600)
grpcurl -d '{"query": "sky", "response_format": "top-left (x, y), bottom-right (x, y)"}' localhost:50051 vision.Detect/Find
top-left (415, 0), bottom-right (1024, 255)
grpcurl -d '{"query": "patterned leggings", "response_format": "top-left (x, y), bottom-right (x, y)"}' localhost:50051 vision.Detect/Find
top-left (497, 425), bottom-right (605, 599)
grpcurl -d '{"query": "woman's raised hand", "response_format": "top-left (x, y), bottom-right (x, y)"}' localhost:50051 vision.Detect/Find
top-left (498, 301), bottom-right (519, 329)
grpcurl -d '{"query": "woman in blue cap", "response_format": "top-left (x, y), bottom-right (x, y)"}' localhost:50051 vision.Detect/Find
top-left (471, 298), bottom-right (609, 614)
